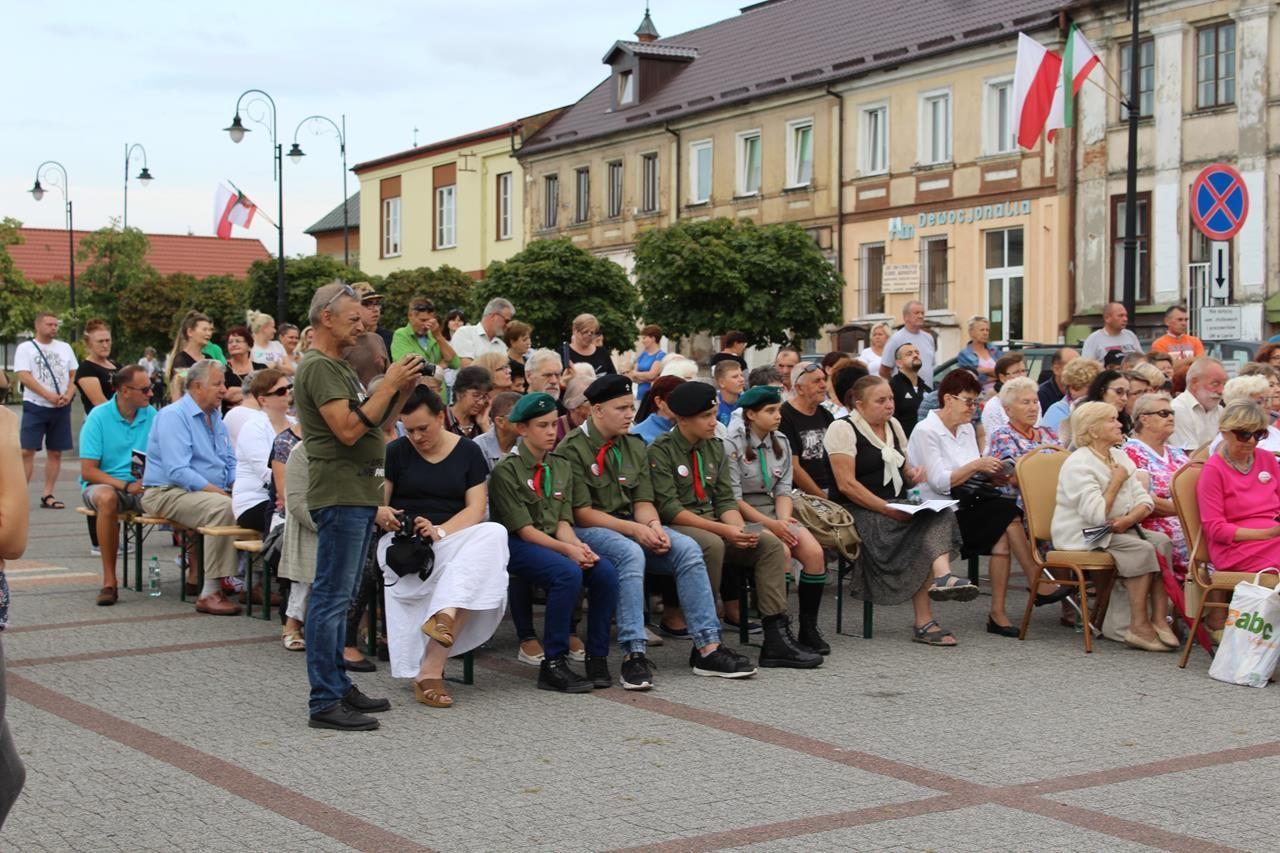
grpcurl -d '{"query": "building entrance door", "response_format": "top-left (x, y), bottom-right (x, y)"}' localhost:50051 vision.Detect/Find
top-left (985, 227), bottom-right (1024, 343)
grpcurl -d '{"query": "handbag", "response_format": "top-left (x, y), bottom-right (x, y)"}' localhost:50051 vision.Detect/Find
top-left (951, 473), bottom-right (1003, 510)
top-left (1208, 569), bottom-right (1280, 688)
top-left (790, 489), bottom-right (861, 561)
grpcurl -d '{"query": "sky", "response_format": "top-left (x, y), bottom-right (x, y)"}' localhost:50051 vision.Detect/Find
top-left (4, 1), bottom-right (746, 259)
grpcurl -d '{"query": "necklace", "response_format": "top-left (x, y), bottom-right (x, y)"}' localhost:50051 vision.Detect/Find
top-left (1222, 447), bottom-right (1254, 475)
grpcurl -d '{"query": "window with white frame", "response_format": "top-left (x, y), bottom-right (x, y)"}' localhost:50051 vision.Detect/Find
top-left (1196, 22), bottom-right (1236, 109)
top-left (859, 104), bottom-right (888, 175)
top-left (641, 153), bottom-right (659, 213)
top-left (543, 174), bottom-right (559, 229)
top-left (382, 196), bottom-right (401, 257)
top-left (435, 185), bottom-right (456, 249)
top-left (496, 172), bottom-right (512, 240)
top-left (607, 161), bottom-right (623, 218)
top-left (574, 167), bottom-right (590, 224)
top-left (736, 130), bottom-right (761, 196)
top-left (689, 140), bottom-right (712, 203)
top-left (985, 79), bottom-right (1015, 155)
top-left (919, 89), bottom-right (952, 165)
top-left (618, 70), bottom-right (635, 106)
top-left (786, 119), bottom-right (813, 187)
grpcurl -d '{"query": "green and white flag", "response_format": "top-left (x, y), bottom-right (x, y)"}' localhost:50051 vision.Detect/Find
top-left (1046, 23), bottom-right (1101, 140)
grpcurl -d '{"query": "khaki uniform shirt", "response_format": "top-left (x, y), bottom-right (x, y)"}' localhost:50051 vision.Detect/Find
top-left (553, 420), bottom-right (654, 517)
top-left (647, 428), bottom-right (733, 523)
top-left (489, 442), bottom-right (573, 536)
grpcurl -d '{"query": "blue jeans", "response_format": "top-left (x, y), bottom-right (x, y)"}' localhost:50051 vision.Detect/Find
top-left (506, 535), bottom-right (618, 660)
top-left (306, 505), bottom-right (376, 715)
top-left (577, 526), bottom-right (721, 654)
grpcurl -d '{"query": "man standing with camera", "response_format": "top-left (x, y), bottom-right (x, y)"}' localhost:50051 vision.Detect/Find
top-left (294, 281), bottom-right (425, 731)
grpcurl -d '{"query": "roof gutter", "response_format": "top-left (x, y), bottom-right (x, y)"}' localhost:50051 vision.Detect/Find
top-left (824, 85), bottom-right (846, 292)
top-left (664, 122), bottom-right (681, 226)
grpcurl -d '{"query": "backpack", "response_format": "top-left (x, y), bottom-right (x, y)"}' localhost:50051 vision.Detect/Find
top-left (790, 489), bottom-right (861, 561)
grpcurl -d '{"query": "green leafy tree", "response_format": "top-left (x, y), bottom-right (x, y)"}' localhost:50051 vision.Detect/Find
top-left (634, 218), bottom-right (843, 348)
top-left (0, 218), bottom-right (45, 342)
top-left (376, 265), bottom-right (476, 330)
top-left (118, 271), bottom-right (193, 358)
top-left (77, 225), bottom-right (155, 332)
top-left (474, 239), bottom-right (639, 352)
top-left (246, 255), bottom-right (365, 327)
top-left (185, 274), bottom-right (250, 338)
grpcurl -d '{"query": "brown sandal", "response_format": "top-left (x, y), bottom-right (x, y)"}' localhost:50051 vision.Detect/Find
top-left (95, 586), bottom-right (118, 607)
top-left (421, 612), bottom-right (455, 647)
top-left (414, 678), bottom-right (454, 708)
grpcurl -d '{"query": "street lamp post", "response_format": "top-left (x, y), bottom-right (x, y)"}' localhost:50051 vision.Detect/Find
top-left (29, 160), bottom-right (75, 311)
top-left (123, 143), bottom-right (154, 231)
top-left (289, 114), bottom-right (349, 267)
top-left (224, 88), bottom-right (287, 324)
top-left (1120, 0), bottom-right (1141, 321)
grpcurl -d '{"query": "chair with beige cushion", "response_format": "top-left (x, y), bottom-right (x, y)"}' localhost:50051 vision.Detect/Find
top-left (1015, 446), bottom-right (1116, 653)
top-left (1170, 460), bottom-right (1280, 668)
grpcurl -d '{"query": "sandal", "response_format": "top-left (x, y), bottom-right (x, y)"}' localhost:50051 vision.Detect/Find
top-left (927, 573), bottom-right (979, 602)
top-left (282, 630), bottom-right (306, 651)
top-left (912, 620), bottom-right (958, 646)
top-left (414, 677), bottom-right (454, 708)
top-left (95, 586), bottom-right (118, 607)
top-left (40, 495), bottom-right (65, 510)
top-left (421, 612), bottom-right (455, 647)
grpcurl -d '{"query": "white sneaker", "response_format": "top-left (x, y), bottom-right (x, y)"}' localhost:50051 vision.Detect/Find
top-left (568, 647), bottom-right (586, 663)
top-left (517, 647), bottom-right (545, 666)
top-left (89, 546), bottom-right (101, 557)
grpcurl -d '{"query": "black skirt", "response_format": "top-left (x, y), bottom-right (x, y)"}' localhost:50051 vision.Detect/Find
top-left (954, 495), bottom-right (1022, 558)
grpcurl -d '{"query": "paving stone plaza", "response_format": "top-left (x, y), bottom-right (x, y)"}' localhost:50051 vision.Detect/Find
top-left (2, 463), bottom-right (1277, 852)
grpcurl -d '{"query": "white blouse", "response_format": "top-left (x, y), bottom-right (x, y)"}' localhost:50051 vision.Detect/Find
top-left (906, 411), bottom-right (980, 502)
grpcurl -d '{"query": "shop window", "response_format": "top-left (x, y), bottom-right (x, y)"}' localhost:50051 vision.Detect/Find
top-left (543, 174), bottom-right (559, 229)
top-left (985, 228), bottom-right (1024, 342)
top-left (860, 104), bottom-right (888, 175)
top-left (689, 140), bottom-right (712, 204)
top-left (1119, 38), bottom-right (1154, 119)
top-left (860, 243), bottom-right (886, 316)
top-left (921, 236), bottom-right (949, 311)
top-left (736, 130), bottom-right (761, 196)
top-left (786, 119), bottom-right (813, 187)
top-left (641, 153), bottom-right (660, 213)
top-left (1111, 193), bottom-right (1151, 304)
top-left (1197, 22), bottom-right (1235, 109)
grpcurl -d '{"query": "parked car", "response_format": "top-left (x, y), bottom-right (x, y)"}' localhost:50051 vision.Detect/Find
top-left (934, 342), bottom-right (1059, 386)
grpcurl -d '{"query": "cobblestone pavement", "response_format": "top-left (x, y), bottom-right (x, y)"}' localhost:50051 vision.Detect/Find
top-left (3, 456), bottom-right (1278, 852)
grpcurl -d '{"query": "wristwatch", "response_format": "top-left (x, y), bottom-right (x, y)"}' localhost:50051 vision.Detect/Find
top-left (436, 526), bottom-right (448, 540)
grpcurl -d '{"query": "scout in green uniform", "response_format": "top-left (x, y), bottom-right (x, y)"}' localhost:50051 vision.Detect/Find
top-left (554, 374), bottom-right (756, 691)
top-left (489, 392), bottom-right (619, 693)
top-left (648, 381), bottom-right (822, 669)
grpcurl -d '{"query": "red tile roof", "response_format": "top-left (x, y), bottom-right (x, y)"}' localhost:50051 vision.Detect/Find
top-left (10, 228), bottom-right (271, 283)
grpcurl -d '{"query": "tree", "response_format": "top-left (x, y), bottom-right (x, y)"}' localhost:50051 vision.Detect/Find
top-left (77, 225), bottom-right (155, 332)
top-left (246, 255), bottom-right (365, 327)
top-left (186, 274), bottom-right (250, 336)
top-left (0, 218), bottom-right (45, 342)
top-left (118, 271), bottom-right (192, 358)
top-left (474, 239), bottom-right (639, 353)
top-left (634, 218), bottom-right (843, 348)
top-left (376, 265), bottom-right (476, 330)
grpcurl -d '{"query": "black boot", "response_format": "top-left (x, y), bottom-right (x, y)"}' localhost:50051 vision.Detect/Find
top-left (797, 572), bottom-right (830, 655)
top-left (759, 614), bottom-right (823, 668)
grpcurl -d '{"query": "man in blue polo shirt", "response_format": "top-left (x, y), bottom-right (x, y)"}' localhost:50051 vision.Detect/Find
top-left (79, 365), bottom-right (156, 606)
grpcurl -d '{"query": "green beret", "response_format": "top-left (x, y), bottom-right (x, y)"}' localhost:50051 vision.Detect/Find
top-left (666, 381), bottom-right (717, 417)
top-left (737, 385), bottom-right (783, 409)
top-left (509, 392), bottom-right (558, 423)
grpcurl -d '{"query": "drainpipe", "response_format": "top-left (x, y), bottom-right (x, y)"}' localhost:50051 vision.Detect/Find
top-left (1060, 10), bottom-right (1078, 341)
top-left (664, 122), bottom-right (680, 225)
top-left (825, 85), bottom-right (846, 294)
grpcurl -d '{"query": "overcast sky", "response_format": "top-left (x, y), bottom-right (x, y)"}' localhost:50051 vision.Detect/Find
top-left (6, 1), bottom-right (744, 258)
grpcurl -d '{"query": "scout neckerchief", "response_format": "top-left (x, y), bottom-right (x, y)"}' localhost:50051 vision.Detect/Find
top-left (582, 421), bottom-right (622, 477)
top-left (690, 449), bottom-right (707, 501)
top-left (531, 458), bottom-right (553, 496)
top-left (757, 445), bottom-right (772, 491)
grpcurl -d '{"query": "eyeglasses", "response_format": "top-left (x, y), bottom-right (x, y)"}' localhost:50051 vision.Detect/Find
top-left (123, 384), bottom-right (153, 394)
top-left (261, 387), bottom-right (290, 398)
top-left (953, 396), bottom-right (980, 410)
top-left (1141, 409), bottom-right (1174, 419)
top-left (1231, 429), bottom-right (1270, 443)
top-left (1107, 387), bottom-right (1130, 398)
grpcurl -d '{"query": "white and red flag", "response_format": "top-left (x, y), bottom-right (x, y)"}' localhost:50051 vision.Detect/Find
top-left (1012, 33), bottom-right (1062, 150)
top-left (213, 183), bottom-right (258, 239)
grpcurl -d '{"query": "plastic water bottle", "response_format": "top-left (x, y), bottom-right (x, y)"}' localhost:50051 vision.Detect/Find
top-left (147, 555), bottom-right (162, 597)
top-left (907, 487), bottom-right (922, 506)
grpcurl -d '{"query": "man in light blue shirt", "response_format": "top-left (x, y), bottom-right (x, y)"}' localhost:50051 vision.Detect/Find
top-left (140, 360), bottom-right (241, 616)
top-left (80, 365), bottom-right (156, 605)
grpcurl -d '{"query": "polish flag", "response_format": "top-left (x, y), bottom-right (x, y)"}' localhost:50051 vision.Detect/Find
top-left (1046, 24), bottom-right (1102, 140)
top-left (213, 183), bottom-right (258, 239)
top-left (1013, 33), bottom-right (1062, 150)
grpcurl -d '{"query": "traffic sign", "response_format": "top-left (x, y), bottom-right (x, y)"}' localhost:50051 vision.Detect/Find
top-left (1210, 241), bottom-right (1230, 299)
top-left (1191, 163), bottom-right (1249, 241)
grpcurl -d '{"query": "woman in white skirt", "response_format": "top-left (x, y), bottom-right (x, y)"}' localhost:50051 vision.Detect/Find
top-left (375, 386), bottom-right (509, 708)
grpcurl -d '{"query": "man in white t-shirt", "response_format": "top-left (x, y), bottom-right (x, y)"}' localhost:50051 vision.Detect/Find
top-left (451, 297), bottom-right (514, 366)
top-left (14, 312), bottom-right (79, 507)
top-left (1081, 302), bottom-right (1143, 363)
top-left (879, 300), bottom-right (936, 386)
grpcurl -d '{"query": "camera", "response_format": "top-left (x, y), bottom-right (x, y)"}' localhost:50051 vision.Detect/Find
top-left (417, 361), bottom-right (437, 377)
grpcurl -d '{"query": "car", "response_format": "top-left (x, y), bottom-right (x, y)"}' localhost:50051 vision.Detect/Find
top-left (934, 343), bottom-right (1060, 386)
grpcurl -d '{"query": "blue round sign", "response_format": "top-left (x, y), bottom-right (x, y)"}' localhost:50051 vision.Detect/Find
top-left (1191, 163), bottom-right (1248, 241)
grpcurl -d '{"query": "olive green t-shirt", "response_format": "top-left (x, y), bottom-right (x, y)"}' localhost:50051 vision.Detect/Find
top-left (293, 350), bottom-right (386, 509)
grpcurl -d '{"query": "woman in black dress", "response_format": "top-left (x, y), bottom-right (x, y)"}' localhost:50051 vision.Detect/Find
top-left (75, 319), bottom-right (119, 552)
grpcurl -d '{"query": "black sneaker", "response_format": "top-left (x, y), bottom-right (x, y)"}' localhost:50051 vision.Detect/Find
top-left (585, 655), bottom-right (612, 690)
top-left (308, 703), bottom-right (380, 731)
top-left (537, 656), bottom-right (594, 693)
top-left (690, 645), bottom-right (758, 679)
top-left (342, 684), bottom-right (391, 713)
top-left (619, 653), bottom-right (656, 691)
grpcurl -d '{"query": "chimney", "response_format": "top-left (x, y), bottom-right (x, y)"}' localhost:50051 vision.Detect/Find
top-left (635, 5), bottom-right (659, 43)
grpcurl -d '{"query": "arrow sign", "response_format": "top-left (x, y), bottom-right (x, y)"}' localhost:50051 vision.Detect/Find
top-left (1209, 241), bottom-right (1230, 300)
top-left (1191, 163), bottom-right (1248, 241)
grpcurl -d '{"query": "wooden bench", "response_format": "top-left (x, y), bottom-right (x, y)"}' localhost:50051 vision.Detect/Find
top-left (232, 539), bottom-right (273, 621)
top-left (76, 507), bottom-right (177, 592)
top-left (192, 527), bottom-right (261, 609)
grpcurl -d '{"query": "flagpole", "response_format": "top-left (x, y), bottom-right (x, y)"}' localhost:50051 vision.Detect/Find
top-left (1121, 0), bottom-right (1140, 321)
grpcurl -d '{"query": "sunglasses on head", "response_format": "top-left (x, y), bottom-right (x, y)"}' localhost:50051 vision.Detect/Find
top-left (325, 284), bottom-right (358, 308)
top-left (796, 362), bottom-right (823, 378)
top-left (1231, 429), bottom-right (1270, 443)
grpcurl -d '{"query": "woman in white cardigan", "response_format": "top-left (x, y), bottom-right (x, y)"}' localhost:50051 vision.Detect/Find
top-left (1052, 402), bottom-right (1176, 652)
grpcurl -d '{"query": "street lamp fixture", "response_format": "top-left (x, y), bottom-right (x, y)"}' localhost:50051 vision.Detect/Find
top-left (290, 114), bottom-right (349, 266)
top-left (29, 160), bottom-right (76, 310)
top-left (224, 89), bottom-right (286, 323)
top-left (29, 180), bottom-right (44, 201)
top-left (124, 143), bottom-right (154, 229)
top-left (137, 167), bottom-right (154, 186)
top-left (287, 142), bottom-right (305, 164)
top-left (224, 114), bottom-right (248, 143)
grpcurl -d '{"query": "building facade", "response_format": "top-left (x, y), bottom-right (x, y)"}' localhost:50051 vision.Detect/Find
top-left (304, 192), bottom-right (360, 265)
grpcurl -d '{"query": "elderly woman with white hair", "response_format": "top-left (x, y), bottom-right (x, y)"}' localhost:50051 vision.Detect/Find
top-left (1123, 392), bottom-right (1190, 581)
top-left (1052, 401), bottom-right (1175, 652)
top-left (658, 355), bottom-right (699, 380)
top-left (1207, 374), bottom-right (1280, 453)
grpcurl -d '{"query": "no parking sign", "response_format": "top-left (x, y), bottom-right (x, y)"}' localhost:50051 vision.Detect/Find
top-left (1191, 163), bottom-right (1249, 241)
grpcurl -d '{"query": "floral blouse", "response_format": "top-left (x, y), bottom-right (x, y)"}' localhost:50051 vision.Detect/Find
top-left (1123, 438), bottom-right (1190, 579)
top-left (986, 424), bottom-right (1060, 503)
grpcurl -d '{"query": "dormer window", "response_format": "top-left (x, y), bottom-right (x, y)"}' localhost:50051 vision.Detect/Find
top-left (618, 70), bottom-right (635, 105)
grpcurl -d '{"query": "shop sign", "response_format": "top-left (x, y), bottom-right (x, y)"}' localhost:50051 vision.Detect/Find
top-left (1199, 305), bottom-right (1242, 341)
top-left (887, 217), bottom-right (914, 241)
top-left (917, 199), bottom-right (1032, 229)
top-left (882, 264), bottom-right (920, 294)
